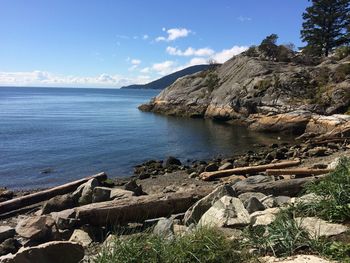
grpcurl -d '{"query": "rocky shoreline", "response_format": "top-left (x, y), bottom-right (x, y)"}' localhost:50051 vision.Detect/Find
top-left (0, 130), bottom-right (349, 262)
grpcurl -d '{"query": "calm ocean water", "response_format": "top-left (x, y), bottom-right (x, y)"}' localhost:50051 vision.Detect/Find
top-left (0, 87), bottom-right (290, 189)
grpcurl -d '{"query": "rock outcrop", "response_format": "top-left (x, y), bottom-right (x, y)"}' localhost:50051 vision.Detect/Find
top-left (140, 53), bottom-right (350, 134)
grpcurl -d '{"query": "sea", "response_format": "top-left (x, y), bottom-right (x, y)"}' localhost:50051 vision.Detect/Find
top-left (0, 87), bottom-right (291, 189)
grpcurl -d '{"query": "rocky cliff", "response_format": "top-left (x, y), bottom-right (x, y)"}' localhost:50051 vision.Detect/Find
top-left (140, 51), bottom-right (350, 135)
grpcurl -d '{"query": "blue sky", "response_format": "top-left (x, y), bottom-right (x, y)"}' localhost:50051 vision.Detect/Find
top-left (0, 0), bottom-right (310, 88)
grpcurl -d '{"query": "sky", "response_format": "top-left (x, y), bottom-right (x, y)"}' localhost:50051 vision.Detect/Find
top-left (0, 0), bottom-right (310, 88)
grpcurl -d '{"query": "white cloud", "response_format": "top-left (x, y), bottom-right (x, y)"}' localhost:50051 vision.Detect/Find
top-left (0, 71), bottom-right (151, 88)
top-left (143, 34), bottom-right (149, 40)
top-left (152, 60), bottom-right (176, 75)
top-left (140, 67), bottom-right (150, 73)
top-left (166, 46), bottom-right (215, 57)
top-left (156, 28), bottom-right (191, 42)
top-left (237, 16), bottom-right (252, 22)
top-left (211, 46), bottom-right (248, 63)
top-left (131, 59), bottom-right (141, 65)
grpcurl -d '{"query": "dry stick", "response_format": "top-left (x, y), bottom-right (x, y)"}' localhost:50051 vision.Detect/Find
top-left (266, 168), bottom-right (334, 176)
top-left (74, 187), bottom-right (213, 226)
top-left (199, 160), bottom-right (301, 181)
top-left (0, 172), bottom-right (107, 215)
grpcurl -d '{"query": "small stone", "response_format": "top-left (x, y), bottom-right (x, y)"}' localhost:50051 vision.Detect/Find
top-left (69, 229), bottom-right (92, 247)
top-left (188, 172), bottom-right (197, 178)
top-left (124, 180), bottom-right (145, 196)
top-left (244, 197), bottom-right (266, 214)
top-left (205, 163), bottom-right (219, 172)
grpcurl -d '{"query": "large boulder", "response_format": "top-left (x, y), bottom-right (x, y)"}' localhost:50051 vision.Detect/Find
top-left (250, 208), bottom-right (281, 227)
top-left (183, 185), bottom-right (236, 225)
top-left (0, 241), bottom-right (84, 263)
top-left (15, 216), bottom-right (55, 242)
top-left (198, 196), bottom-right (250, 228)
top-left (92, 187), bottom-right (111, 203)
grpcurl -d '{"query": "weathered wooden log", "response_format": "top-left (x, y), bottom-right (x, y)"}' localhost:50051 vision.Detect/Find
top-left (74, 187), bottom-right (213, 226)
top-left (266, 168), bottom-right (334, 176)
top-left (200, 160), bottom-right (301, 181)
top-left (234, 176), bottom-right (324, 197)
top-left (0, 172), bottom-right (107, 215)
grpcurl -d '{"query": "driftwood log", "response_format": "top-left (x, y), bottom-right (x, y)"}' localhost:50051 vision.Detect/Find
top-left (74, 187), bottom-right (213, 226)
top-left (0, 172), bottom-right (107, 215)
top-left (200, 160), bottom-right (301, 181)
top-left (234, 176), bottom-right (324, 196)
top-left (266, 168), bottom-right (334, 176)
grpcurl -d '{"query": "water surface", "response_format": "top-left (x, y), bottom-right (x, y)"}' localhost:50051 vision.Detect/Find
top-left (0, 87), bottom-right (290, 189)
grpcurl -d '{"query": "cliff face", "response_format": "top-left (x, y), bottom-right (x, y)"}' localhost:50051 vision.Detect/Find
top-left (140, 53), bottom-right (350, 135)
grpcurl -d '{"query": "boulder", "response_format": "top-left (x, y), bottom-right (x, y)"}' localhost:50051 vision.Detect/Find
top-left (183, 185), bottom-right (236, 225)
top-left (244, 197), bottom-right (266, 214)
top-left (72, 178), bottom-right (99, 205)
top-left (68, 229), bottom-right (92, 247)
top-left (0, 227), bottom-right (15, 243)
top-left (275, 196), bottom-right (291, 207)
top-left (198, 196), bottom-right (250, 228)
top-left (0, 241), bottom-right (84, 263)
top-left (153, 218), bottom-right (174, 239)
top-left (165, 157), bottom-right (182, 167)
top-left (260, 196), bottom-right (278, 208)
top-left (110, 188), bottom-right (134, 200)
top-left (15, 216), bottom-right (55, 242)
top-left (290, 193), bottom-right (322, 206)
top-left (42, 194), bottom-right (76, 214)
top-left (250, 208), bottom-right (280, 227)
top-left (92, 187), bottom-right (111, 203)
top-left (0, 238), bottom-right (21, 257)
top-left (295, 217), bottom-right (349, 238)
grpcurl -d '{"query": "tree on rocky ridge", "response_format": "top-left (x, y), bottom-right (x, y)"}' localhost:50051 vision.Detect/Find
top-left (301, 0), bottom-right (350, 57)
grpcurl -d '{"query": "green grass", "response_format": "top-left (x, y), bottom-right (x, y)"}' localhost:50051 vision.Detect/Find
top-left (294, 158), bottom-right (350, 222)
top-left (94, 227), bottom-right (254, 263)
top-left (244, 209), bottom-right (310, 257)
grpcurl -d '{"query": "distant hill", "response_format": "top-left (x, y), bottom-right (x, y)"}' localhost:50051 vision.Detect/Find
top-left (121, 64), bottom-right (211, 90)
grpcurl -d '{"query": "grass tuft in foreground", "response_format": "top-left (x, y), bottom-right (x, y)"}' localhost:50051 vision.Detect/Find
top-left (94, 227), bottom-right (253, 263)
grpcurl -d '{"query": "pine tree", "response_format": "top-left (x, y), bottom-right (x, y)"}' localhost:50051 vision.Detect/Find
top-left (301, 0), bottom-right (350, 57)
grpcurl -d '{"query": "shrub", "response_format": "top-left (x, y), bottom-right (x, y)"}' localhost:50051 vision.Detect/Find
top-left (205, 72), bottom-right (220, 92)
top-left (333, 63), bottom-right (350, 83)
top-left (335, 46), bottom-right (350, 60)
top-left (245, 46), bottom-right (259, 57)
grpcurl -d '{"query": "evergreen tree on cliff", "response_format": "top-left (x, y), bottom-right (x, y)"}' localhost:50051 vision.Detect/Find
top-left (301, 0), bottom-right (350, 57)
